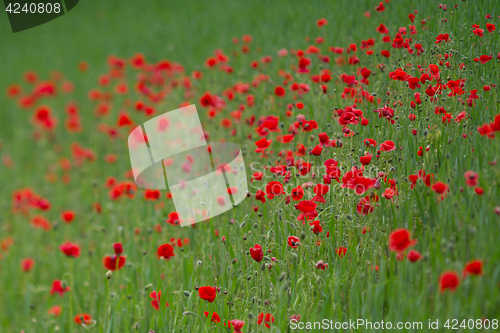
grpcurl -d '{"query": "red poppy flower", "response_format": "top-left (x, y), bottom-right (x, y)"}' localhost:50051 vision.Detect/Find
top-left (74, 313), bottom-right (92, 325)
top-left (103, 255), bottom-right (126, 271)
top-left (309, 220), bottom-right (323, 234)
top-left (6, 83), bottom-right (22, 98)
top-left (265, 181), bottom-right (284, 199)
top-left (364, 138), bottom-right (377, 148)
top-left (360, 153), bottom-right (372, 165)
top-left (144, 189), bottom-right (161, 201)
top-left (249, 244), bottom-right (264, 262)
top-left (435, 33), bottom-right (449, 43)
top-left (295, 200), bottom-right (318, 221)
top-left (59, 242), bottom-right (80, 258)
top-left (311, 184), bottom-right (329, 203)
top-left (251, 172), bottom-right (263, 182)
top-left (463, 259), bottom-right (483, 276)
top-left (316, 260), bottom-right (328, 270)
top-left (149, 290), bottom-right (169, 310)
top-left (341, 167), bottom-right (376, 195)
top-left (31, 215), bottom-right (51, 230)
top-left (357, 196), bottom-right (375, 215)
top-left (407, 250), bottom-right (422, 263)
top-left (274, 86), bottom-right (286, 97)
top-left (21, 258), bottom-right (35, 272)
top-left (113, 243), bottom-right (123, 255)
top-left (382, 188), bottom-right (396, 200)
top-left (316, 18), bottom-right (328, 28)
top-left (287, 236), bottom-right (301, 248)
top-left (479, 55), bottom-right (492, 64)
top-left (336, 247), bottom-right (347, 258)
top-left (310, 145), bottom-right (323, 156)
top-left (166, 212), bottom-right (180, 225)
top-left (376, 23), bottom-right (389, 34)
top-left (257, 312), bottom-right (275, 328)
top-left (431, 181), bottom-right (449, 194)
top-left (204, 311), bottom-right (221, 323)
top-left (439, 271), bottom-right (460, 293)
top-left (61, 210), bottom-right (75, 223)
top-left (47, 305), bottom-right (62, 317)
top-left (157, 243), bottom-right (175, 260)
top-left (318, 132), bottom-right (329, 144)
top-left (281, 134), bottom-right (294, 143)
top-left (198, 286), bottom-right (217, 303)
top-left (231, 319), bottom-right (245, 332)
top-left (379, 140), bottom-right (396, 152)
top-left (250, 189), bottom-right (265, 204)
top-left (388, 228), bottom-right (417, 253)
top-left (255, 138), bottom-right (272, 153)
top-left (50, 280), bottom-right (70, 296)
top-left (291, 186), bottom-right (304, 201)
top-left (375, 1), bottom-right (385, 12)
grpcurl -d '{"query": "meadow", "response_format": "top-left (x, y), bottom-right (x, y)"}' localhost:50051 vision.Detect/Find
top-left (0, 0), bottom-right (499, 332)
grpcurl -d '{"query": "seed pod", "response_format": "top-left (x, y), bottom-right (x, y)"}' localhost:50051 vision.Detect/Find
top-left (183, 291), bottom-right (191, 297)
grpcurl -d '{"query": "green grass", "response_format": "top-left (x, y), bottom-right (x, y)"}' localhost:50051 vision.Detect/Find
top-left (0, 0), bottom-right (500, 332)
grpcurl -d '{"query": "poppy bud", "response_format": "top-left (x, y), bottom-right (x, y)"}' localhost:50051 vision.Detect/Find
top-left (248, 312), bottom-right (254, 319)
top-left (495, 206), bottom-right (500, 215)
top-left (106, 270), bottom-right (112, 280)
top-left (196, 260), bottom-right (203, 266)
top-left (113, 243), bottom-right (123, 255)
top-left (346, 214), bottom-right (353, 221)
top-left (61, 280), bottom-right (68, 289)
top-left (183, 291), bottom-right (191, 297)
top-left (144, 284), bottom-right (153, 290)
top-left (299, 232), bottom-right (307, 240)
top-left (279, 273), bottom-right (286, 281)
top-left (239, 221), bottom-right (246, 228)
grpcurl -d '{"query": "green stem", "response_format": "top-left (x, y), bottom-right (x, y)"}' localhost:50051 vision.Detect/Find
top-left (69, 259), bottom-right (74, 333)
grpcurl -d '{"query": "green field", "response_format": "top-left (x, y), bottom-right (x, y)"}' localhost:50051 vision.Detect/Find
top-left (1, 0), bottom-right (500, 332)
